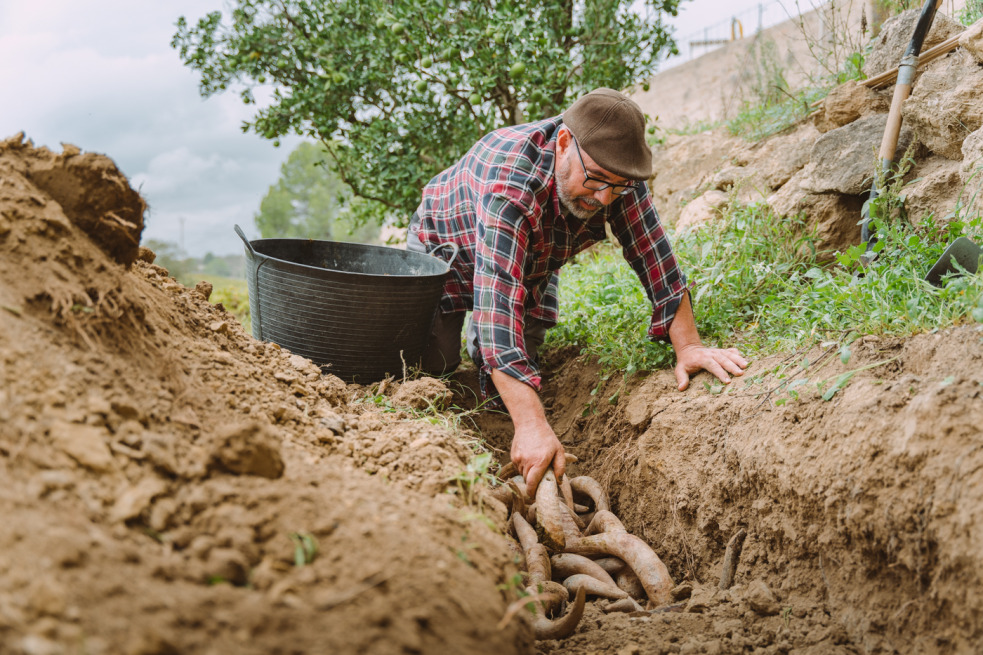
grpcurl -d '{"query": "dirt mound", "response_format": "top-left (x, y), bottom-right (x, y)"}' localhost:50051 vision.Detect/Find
top-left (0, 136), bottom-right (529, 654)
top-left (508, 326), bottom-right (983, 654)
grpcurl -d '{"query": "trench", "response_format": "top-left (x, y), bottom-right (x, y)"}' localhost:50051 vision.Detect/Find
top-left (462, 334), bottom-right (983, 655)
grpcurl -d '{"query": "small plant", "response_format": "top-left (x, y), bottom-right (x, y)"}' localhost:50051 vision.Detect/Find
top-left (957, 0), bottom-right (983, 26)
top-left (289, 531), bottom-right (319, 567)
top-left (448, 452), bottom-right (497, 510)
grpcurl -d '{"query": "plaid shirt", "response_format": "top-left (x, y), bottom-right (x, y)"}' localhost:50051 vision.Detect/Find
top-left (413, 116), bottom-right (688, 393)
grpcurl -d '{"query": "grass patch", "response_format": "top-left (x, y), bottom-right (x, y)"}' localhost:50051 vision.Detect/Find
top-left (726, 86), bottom-right (829, 142)
top-left (546, 203), bottom-right (983, 375)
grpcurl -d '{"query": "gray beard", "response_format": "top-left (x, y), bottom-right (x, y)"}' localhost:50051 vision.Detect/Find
top-left (556, 154), bottom-right (603, 220)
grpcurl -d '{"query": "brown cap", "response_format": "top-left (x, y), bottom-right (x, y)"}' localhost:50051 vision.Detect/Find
top-left (562, 88), bottom-right (652, 181)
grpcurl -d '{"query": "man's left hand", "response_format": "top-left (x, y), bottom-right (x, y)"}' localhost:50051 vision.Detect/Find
top-left (674, 344), bottom-right (748, 391)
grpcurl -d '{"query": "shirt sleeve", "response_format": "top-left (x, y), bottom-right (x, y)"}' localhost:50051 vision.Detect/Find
top-left (609, 185), bottom-right (689, 341)
top-left (472, 193), bottom-right (543, 391)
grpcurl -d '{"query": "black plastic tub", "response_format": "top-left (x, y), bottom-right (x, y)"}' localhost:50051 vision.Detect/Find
top-left (235, 225), bottom-right (457, 383)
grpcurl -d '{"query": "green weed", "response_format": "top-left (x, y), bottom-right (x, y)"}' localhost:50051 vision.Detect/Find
top-left (289, 531), bottom-right (319, 567)
top-left (546, 201), bottom-right (983, 382)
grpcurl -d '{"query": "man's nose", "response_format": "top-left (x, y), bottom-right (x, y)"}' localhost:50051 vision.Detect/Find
top-left (593, 187), bottom-right (616, 205)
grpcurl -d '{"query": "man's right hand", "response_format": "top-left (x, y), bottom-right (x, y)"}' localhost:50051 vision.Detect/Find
top-left (490, 368), bottom-right (566, 497)
top-left (511, 422), bottom-right (565, 498)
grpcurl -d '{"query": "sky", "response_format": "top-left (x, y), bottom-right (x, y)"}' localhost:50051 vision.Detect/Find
top-left (0, 0), bottom-right (774, 257)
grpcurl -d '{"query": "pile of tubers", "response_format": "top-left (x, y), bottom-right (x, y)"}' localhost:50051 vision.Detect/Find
top-left (489, 459), bottom-right (674, 640)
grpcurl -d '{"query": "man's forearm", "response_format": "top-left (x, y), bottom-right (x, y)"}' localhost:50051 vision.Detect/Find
top-left (490, 368), bottom-right (565, 496)
top-left (490, 368), bottom-right (549, 430)
top-left (668, 290), bottom-right (702, 352)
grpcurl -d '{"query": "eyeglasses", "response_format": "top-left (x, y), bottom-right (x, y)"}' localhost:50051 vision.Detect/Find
top-left (571, 136), bottom-right (638, 196)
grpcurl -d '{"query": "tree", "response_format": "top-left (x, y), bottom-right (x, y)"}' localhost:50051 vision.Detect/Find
top-left (173, 0), bottom-right (681, 226)
top-left (254, 141), bottom-right (379, 242)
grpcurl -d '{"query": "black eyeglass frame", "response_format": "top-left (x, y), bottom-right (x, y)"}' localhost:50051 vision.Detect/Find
top-left (571, 136), bottom-right (639, 196)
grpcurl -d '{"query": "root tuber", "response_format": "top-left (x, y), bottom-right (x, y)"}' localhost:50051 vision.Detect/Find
top-left (562, 573), bottom-right (629, 600)
top-left (550, 553), bottom-right (617, 587)
top-left (534, 471), bottom-right (566, 551)
top-left (566, 531), bottom-right (674, 606)
top-left (568, 476), bottom-right (610, 512)
top-left (532, 586), bottom-right (586, 640)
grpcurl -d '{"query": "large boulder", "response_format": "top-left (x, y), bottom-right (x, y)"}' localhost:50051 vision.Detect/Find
top-left (902, 49), bottom-right (983, 160)
top-left (960, 18), bottom-right (983, 63)
top-left (863, 9), bottom-right (964, 79)
top-left (737, 122), bottom-right (819, 190)
top-left (802, 114), bottom-right (914, 195)
top-left (766, 165), bottom-right (864, 257)
top-left (649, 131), bottom-right (742, 225)
top-left (676, 190), bottom-right (729, 231)
top-left (901, 156), bottom-right (966, 223)
top-left (815, 81), bottom-right (892, 133)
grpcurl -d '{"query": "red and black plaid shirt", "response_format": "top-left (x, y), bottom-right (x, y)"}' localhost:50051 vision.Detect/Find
top-left (413, 116), bottom-right (688, 392)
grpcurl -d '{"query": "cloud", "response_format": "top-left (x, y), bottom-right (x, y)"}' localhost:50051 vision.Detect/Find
top-left (0, 0), bottom-right (298, 257)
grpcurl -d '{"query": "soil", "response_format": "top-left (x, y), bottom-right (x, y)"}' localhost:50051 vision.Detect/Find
top-left (2, 122), bottom-right (982, 655)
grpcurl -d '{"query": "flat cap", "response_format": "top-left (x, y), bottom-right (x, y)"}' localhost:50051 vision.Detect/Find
top-left (562, 87), bottom-right (652, 180)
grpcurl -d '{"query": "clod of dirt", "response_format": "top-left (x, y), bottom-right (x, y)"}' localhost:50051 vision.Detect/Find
top-left (11, 135), bottom-right (146, 267)
top-left (744, 580), bottom-right (781, 616)
top-left (208, 422), bottom-right (285, 479)
top-left (49, 420), bottom-right (117, 472)
top-left (391, 377), bottom-right (452, 410)
top-left (193, 280), bottom-right (213, 301)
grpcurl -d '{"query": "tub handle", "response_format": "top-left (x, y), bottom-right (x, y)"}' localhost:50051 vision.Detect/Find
top-left (430, 242), bottom-right (460, 268)
top-left (234, 224), bottom-right (257, 258)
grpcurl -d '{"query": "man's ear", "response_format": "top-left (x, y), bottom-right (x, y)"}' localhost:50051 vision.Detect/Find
top-left (556, 126), bottom-right (570, 154)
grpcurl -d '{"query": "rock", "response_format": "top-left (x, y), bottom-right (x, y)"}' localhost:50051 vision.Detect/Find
top-left (27, 470), bottom-right (76, 498)
top-left (902, 157), bottom-right (966, 224)
top-left (49, 421), bottom-right (116, 471)
top-left (685, 589), bottom-right (716, 613)
top-left (649, 131), bottom-right (743, 225)
top-left (803, 114), bottom-right (914, 196)
top-left (274, 370), bottom-right (299, 384)
top-left (959, 18), bottom-right (983, 64)
top-left (27, 577), bottom-right (67, 617)
top-left (317, 411), bottom-right (346, 435)
top-left (815, 81), bottom-right (891, 133)
top-left (711, 166), bottom-right (748, 190)
top-left (110, 476), bottom-right (168, 522)
top-left (746, 123), bottom-right (818, 190)
top-left (962, 126), bottom-right (983, 174)
top-left (194, 280), bottom-right (213, 301)
top-left (288, 354), bottom-right (319, 375)
top-left (392, 377), bottom-right (452, 411)
top-left (671, 581), bottom-right (694, 601)
top-left (809, 193), bottom-right (865, 256)
top-left (744, 579), bottom-right (781, 615)
top-left (863, 9), bottom-right (964, 79)
top-left (902, 50), bottom-right (983, 160)
top-left (317, 374), bottom-right (348, 405)
top-left (676, 189), bottom-right (729, 231)
top-left (209, 422), bottom-right (285, 479)
top-left (136, 246), bottom-right (156, 264)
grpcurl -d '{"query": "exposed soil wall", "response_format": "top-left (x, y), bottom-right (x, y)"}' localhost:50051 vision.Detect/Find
top-left (0, 134), bottom-right (530, 654)
top-left (521, 330), bottom-right (983, 654)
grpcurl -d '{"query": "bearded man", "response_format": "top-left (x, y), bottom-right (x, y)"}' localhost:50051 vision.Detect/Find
top-left (407, 87), bottom-right (747, 494)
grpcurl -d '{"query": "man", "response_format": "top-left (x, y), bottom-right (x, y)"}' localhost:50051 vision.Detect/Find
top-left (408, 88), bottom-right (747, 495)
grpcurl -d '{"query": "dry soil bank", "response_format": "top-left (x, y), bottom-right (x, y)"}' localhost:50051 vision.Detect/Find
top-left (2, 131), bottom-right (982, 655)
